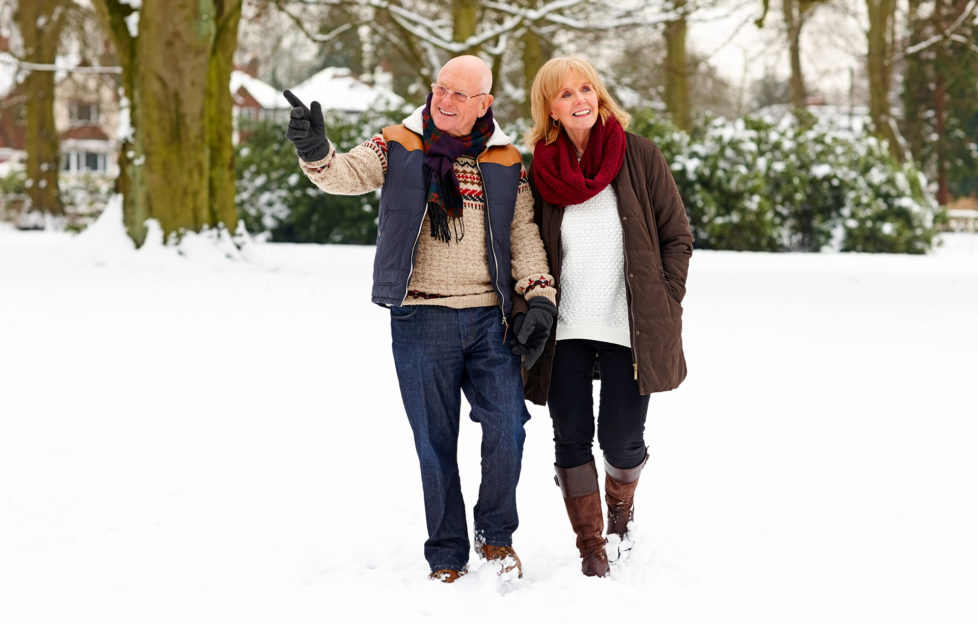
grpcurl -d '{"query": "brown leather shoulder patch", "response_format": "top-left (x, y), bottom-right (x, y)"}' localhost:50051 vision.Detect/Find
top-left (479, 144), bottom-right (522, 167)
top-left (382, 125), bottom-right (423, 151)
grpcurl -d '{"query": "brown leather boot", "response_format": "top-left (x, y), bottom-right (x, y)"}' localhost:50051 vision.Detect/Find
top-left (428, 568), bottom-right (466, 583)
top-left (475, 542), bottom-right (523, 578)
top-left (555, 461), bottom-right (609, 577)
top-left (605, 453), bottom-right (648, 540)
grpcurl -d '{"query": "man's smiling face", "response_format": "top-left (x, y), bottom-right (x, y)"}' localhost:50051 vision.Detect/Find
top-left (431, 58), bottom-right (494, 138)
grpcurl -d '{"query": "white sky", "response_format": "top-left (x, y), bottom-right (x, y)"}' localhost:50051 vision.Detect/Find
top-left (688, 1), bottom-right (868, 102)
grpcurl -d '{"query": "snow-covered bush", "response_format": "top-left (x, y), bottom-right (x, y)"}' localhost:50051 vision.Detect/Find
top-left (235, 110), bottom-right (397, 244)
top-left (630, 110), bottom-right (941, 253)
top-left (0, 170), bottom-right (27, 223)
top-left (60, 173), bottom-right (114, 232)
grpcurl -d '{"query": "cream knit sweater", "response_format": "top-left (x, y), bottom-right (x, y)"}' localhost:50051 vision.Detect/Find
top-left (298, 111), bottom-right (555, 313)
top-left (555, 185), bottom-right (631, 348)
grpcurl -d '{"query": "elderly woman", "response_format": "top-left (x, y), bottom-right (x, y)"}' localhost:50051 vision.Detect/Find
top-left (519, 56), bottom-right (693, 577)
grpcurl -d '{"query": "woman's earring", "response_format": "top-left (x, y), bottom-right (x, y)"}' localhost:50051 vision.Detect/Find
top-left (551, 118), bottom-right (559, 127)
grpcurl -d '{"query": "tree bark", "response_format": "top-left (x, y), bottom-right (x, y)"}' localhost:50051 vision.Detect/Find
top-left (452, 0), bottom-right (479, 48)
top-left (784, 0), bottom-right (807, 108)
top-left (14, 0), bottom-right (66, 218)
top-left (866, 0), bottom-right (904, 160)
top-left (94, 0), bottom-right (241, 247)
top-left (520, 22), bottom-right (548, 121)
top-left (664, 1), bottom-right (690, 132)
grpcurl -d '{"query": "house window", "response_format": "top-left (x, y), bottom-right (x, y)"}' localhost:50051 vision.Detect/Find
top-left (61, 151), bottom-right (107, 173)
top-left (84, 152), bottom-right (104, 172)
top-left (69, 101), bottom-right (100, 124)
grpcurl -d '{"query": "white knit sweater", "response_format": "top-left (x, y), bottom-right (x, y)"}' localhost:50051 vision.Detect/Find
top-left (556, 185), bottom-right (631, 348)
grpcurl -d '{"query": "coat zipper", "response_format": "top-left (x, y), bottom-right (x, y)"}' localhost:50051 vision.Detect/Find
top-left (618, 196), bottom-right (640, 382)
top-left (476, 150), bottom-right (509, 338)
top-left (401, 205), bottom-right (428, 305)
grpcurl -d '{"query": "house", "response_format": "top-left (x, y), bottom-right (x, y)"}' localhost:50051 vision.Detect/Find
top-left (287, 66), bottom-right (404, 117)
top-left (55, 69), bottom-right (121, 178)
top-left (1, 60), bottom-right (404, 222)
top-left (0, 54), bottom-right (120, 179)
top-left (230, 66), bottom-right (404, 143)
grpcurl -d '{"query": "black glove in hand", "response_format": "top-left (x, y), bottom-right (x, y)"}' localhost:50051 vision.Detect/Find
top-left (511, 297), bottom-right (557, 369)
top-left (283, 89), bottom-right (330, 162)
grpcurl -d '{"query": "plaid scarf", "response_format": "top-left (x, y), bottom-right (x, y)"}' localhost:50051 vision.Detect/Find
top-left (421, 93), bottom-right (495, 243)
top-left (531, 115), bottom-right (626, 207)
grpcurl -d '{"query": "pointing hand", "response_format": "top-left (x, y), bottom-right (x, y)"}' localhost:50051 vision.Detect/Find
top-left (283, 89), bottom-right (330, 162)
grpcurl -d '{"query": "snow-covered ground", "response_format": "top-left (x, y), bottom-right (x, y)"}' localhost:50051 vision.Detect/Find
top-left (2, 214), bottom-right (976, 624)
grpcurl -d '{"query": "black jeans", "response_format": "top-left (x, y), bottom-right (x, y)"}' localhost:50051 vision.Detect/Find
top-left (547, 339), bottom-right (650, 470)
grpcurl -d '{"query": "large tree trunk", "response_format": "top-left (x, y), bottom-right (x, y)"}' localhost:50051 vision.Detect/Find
top-left (94, 0), bottom-right (241, 247)
top-left (664, 1), bottom-right (690, 132)
top-left (14, 0), bottom-right (66, 219)
top-left (866, 0), bottom-right (904, 160)
top-left (452, 0), bottom-right (479, 49)
top-left (520, 24), bottom-right (549, 121)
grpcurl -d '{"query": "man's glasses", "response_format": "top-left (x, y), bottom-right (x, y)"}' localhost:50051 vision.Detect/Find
top-left (430, 83), bottom-right (487, 104)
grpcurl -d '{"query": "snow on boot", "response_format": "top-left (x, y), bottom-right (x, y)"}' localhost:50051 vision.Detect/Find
top-left (475, 538), bottom-right (523, 579)
top-left (605, 453), bottom-right (648, 555)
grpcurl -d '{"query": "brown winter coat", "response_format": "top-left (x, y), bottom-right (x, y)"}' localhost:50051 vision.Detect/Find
top-left (520, 132), bottom-right (693, 405)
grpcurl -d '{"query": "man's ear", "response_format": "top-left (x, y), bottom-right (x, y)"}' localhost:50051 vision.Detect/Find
top-left (479, 94), bottom-right (494, 117)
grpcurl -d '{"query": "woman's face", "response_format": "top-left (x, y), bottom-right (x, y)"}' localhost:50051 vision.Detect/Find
top-left (549, 70), bottom-right (599, 137)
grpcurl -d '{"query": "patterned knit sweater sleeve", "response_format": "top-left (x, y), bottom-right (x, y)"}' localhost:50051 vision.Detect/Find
top-left (298, 133), bottom-right (388, 194)
top-left (511, 164), bottom-right (556, 305)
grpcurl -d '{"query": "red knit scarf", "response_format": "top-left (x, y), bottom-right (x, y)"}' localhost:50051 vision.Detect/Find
top-left (531, 116), bottom-right (626, 207)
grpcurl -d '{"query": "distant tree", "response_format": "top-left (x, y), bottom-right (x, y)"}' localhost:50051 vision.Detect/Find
top-left (12, 0), bottom-right (69, 220)
top-left (782, 0), bottom-right (830, 108)
top-left (900, 0), bottom-right (978, 204)
top-left (613, 34), bottom-right (739, 121)
top-left (755, 0), bottom-right (831, 110)
top-left (267, 0), bottom-right (675, 119)
top-left (92, 0), bottom-right (242, 247)
top-left (663, 0), bottom-right (691, 130)
top-left (865, 0), bottom-right (905, 160)
top-left (748, 68), bottom-right (793, 110)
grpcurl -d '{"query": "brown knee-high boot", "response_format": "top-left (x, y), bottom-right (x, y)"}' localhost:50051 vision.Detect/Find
top-left (555, 461), bottom-right (609, 577)
top-left (604, 453), bottom-right (648, 540)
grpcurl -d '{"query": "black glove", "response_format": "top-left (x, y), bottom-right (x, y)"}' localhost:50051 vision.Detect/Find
top-left (511, 297), bottom-right (557, 369)
top-left (283, 90), bottom-right (330, 162)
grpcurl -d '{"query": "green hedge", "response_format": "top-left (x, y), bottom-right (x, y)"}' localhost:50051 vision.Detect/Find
top-left (234, 111), bottom-right (397, 245)
top-left (630, 110), bottom-right (942, 254)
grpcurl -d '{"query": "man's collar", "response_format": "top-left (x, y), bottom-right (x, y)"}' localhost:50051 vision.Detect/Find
top-left (402, 104), bottom-right (512, 147)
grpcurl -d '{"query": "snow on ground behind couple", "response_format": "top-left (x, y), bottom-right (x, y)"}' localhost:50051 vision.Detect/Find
top-left (1, 219), bottom-right (976, 623)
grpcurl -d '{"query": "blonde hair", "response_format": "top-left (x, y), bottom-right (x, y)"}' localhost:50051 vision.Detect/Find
top-left (523, 56), bottom-right (631, 149)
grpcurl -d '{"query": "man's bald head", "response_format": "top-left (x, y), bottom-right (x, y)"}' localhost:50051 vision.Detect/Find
top-left (440, 55), bottom-right (492, 95)
top-left (430, 55), bottom-right (495, 137)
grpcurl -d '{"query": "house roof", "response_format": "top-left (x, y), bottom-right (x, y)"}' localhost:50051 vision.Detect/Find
top-left (230, 69), bottom-right (282, 110)
top-left (61, 125), bottom-right (109, 141)
top-left (0, 53), bottom-right (18, 100)
top-left (289, 67), bottom-right (404, 113)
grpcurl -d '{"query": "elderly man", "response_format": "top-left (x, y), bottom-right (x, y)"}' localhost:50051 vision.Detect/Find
top-left (283, 55), bottom-right (557, 583)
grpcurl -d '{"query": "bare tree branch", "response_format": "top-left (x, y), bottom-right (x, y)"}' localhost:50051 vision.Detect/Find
top-left (896, 0), bottom-right (978, 60)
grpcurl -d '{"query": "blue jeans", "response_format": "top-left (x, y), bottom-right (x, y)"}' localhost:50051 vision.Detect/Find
top-left (390, 305), bottom-right (530, 572)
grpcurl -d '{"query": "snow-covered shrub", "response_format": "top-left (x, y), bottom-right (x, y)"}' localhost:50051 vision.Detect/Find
top-left (61, 173), bottom-right (114, 232)
top-left (836, 136), bottom-right (939, 254)
top-left (630, 109), bottom-right (941, 253)
top-left (235, 110), bottom-right (396, 244)
top-left (0, 170), bottom-right (27, 223)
